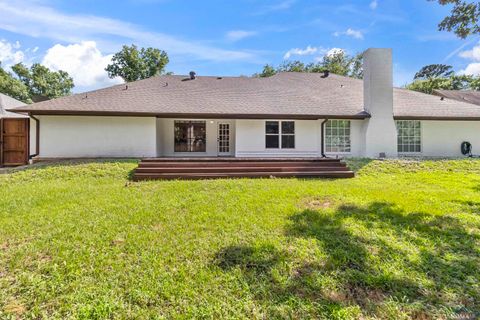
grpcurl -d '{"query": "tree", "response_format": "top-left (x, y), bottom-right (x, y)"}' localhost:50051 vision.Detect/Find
top-left (278, 60), bottom-right (307, 73)
top-left (431, 0), bottom-right (480, 38)
top-left (414, 64), bottom-right (454, 79)
top-left (11, 63), bottom-right (74, 100)
top-left (254, 64), bottom-right (277, 78)
top-left (0, 63), bottom-right (31, 103)
top-left (315, 50), bottom-right (353, 76)
top-left (105, 45), bottom-right (169, 82)
top-left (406, 76), bottom-right (471, 94)
top-left (253, 50), bottom-right (364, 79)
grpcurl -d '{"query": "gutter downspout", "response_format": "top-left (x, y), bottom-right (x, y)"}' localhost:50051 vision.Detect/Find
top-left (30, 114), bottom-right (39, 159)
top-left (320, 119), bottom-right (328, 158)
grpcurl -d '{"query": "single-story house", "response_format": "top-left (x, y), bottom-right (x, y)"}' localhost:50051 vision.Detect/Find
top-left (7, 48), bottom-right (480, 160)
top-left (433, 90), bottom-right (480, 106)
top-left (0, 93), bottom-right (30, 166)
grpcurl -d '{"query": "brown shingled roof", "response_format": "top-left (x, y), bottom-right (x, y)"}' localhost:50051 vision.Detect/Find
top-left (7, 72), bottom-right (480, 120)
top-left (433, 90), bottom-right (480, 107)
top-left (0, 93), bottom-right (28, 119)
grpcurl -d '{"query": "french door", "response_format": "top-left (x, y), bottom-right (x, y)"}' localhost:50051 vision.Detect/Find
top-left (217, 122), bottom-right (232, 156)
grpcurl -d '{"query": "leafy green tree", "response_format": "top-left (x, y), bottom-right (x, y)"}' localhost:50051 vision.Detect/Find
top-left (0, 63), bottom-right (32, 103)
top-left (255, 64), bottom-right (277, 77)
top-left (315, 50), bottom-right (352, 76)
top-left (470, 76), bottom-right (480, 90)
top-left (254, 50), bottom-right (364, 79)
top-left (431, 0), bottom-right (480, 38)
top-left (12, 63), bottom-right (74, 100)
top-left (278, 61), bottom-right (307, 73)
top-left (414, 64), bottom-right (454, 79)
top-left (406, 74), bottom-right (474, 94)
top-left (105, 45), bottom-right (169, 82)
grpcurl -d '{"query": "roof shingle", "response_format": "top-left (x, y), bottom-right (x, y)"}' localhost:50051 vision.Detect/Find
top-left (7, 73), bottom-right (480, 120)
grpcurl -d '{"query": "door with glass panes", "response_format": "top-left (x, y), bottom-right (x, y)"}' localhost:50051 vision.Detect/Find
top-left (217, 122), bottom-right (233, 156)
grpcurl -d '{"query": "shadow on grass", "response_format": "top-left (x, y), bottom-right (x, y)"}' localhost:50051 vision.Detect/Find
top-left (343, 158), bottom-right (374, 172)
top-left (452, 200), bottom-right (480, 215)
top-left (213, 202), bottom-right (480, 318)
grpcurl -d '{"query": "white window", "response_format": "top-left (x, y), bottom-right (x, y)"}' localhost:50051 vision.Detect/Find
top-left (396, 120), bottom-right (422, 153)
top-left (325, 120), bottom-right (351, 153)
top-left (265, 121), bottom-right (295, 149)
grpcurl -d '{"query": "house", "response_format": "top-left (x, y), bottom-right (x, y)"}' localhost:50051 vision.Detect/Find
top-left (433, 90), bottom-right (480, 106)
top-left (0, 94), bottom-right (30, 166)
top-left (7, 48), bottom-right (480, 160)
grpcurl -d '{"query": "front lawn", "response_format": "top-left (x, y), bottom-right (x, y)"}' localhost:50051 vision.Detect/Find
top-left (0, 159), bottom-right (479, 319)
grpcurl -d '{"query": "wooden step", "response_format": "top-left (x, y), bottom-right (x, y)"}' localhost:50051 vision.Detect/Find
top-left (138, 161), bottom-right (347, 168)
top-left (133, 171), bottom-right (355, 181)
top-left (141, 157), bottom-right (342, 163)
top-left (135, 166), bottom-right (350, 174)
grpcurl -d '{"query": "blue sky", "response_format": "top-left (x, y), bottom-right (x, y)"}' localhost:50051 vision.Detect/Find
top-left (0, 0), bottom-right (479, 92)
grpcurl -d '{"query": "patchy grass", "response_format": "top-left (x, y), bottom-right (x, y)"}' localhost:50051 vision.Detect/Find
top-left (0, 159), bottom-right (479, 319)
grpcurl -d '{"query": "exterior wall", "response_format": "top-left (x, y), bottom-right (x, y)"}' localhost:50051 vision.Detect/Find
top-left (29, 118), bottom-right (37, 156)
top-left (38, 116), bottom-right (156, 158)
top-left (235, 120), bottom-right (320, 157)
top-left (363, 48), bottom-right (398, 158)
top-left (235, 119), bottom-right (366, 158)
top-left (156, 118), bottom-right (235, 157)
top-left (420, 121), bottom-right (480, 157)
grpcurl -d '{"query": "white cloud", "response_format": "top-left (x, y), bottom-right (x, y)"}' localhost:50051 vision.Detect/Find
top-left (42, 41), bottom-right (123, 88)
top-left (0, 39), bottom-right (25, 66)
top-left (333, 28), bottom-right (364, 40)
top-left (370, 0), bottom-right (378, 10)
top-left (458, 42), bottom-right (480, 76)
top-left (284, 45), bottom-right (319, 59)
top-left (326, 48), bottom-right (345, 56)
top-left (459, 43), bottom-right (480, 61)
top-left (226, 30), bottom-right (257, 42)
top-left (0, 0), bottom-right (255, 62)
top-left (461, 63), bottom-right (480, 76)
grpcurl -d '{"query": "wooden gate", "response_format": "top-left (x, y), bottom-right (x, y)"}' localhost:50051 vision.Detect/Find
top-left (0, 118), bottom-right (29, 166)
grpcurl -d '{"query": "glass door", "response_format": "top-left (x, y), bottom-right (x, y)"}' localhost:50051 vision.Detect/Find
top-left (217, 122), bottom-right (232, 156)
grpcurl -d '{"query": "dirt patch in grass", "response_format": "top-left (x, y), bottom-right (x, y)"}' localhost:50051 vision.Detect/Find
top-left (3, 299), bottom-right (26, 317)
top-left (301, 197), bottom-right (336, 210)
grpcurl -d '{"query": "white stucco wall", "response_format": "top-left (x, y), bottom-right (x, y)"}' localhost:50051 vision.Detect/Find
top-left (420, 121), bottom-right (480, 157)
top-left (235, 119), bottom-right (366, 158)
top-left (38, 116), bottom-right (157, 158)
top-left (363, 48), bottom-right (398, 158)
top-left (235, 120), bottom-right (320, 157)
top-left (29, 118), bottom-right (37, 156)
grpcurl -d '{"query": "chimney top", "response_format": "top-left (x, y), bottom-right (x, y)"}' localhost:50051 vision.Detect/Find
top-left (189, 71), bottom-right (196, 80)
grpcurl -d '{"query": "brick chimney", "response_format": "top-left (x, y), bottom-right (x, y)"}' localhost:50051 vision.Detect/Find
top-left (362, 48), bottom-right (398, 158)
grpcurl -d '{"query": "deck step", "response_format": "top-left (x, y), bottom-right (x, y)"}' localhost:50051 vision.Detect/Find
top-left (133, 171), bottom-right (354, 181)
top-left (133, 158), bottom-right (354, 181)
top-left (141, 158), bottom-right (342, 163)
top-left (138, 161), bottom-right (347, 168)
top-left (135, 166), bottom-right (351, 173)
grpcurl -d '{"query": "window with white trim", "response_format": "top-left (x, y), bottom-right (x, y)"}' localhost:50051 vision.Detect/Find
top-left (396, 120), bottom-right (421, 153)
top-left (325, 120), bottom-right (351, 153)
top-left (265, 121), bottom-right (295, 149)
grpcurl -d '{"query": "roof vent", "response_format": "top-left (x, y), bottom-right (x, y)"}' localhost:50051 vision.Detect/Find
top-left (321, 70), bottom-right (330, 78)
top-left (189, 71), bottom-right (196, 80)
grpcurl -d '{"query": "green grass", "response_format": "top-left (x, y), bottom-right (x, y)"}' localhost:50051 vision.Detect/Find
top-left (0, 159), bottom-right (479, 319)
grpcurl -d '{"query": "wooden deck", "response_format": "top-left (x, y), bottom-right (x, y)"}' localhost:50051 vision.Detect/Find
top-left (133, 158), bottom-right (354, 181)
